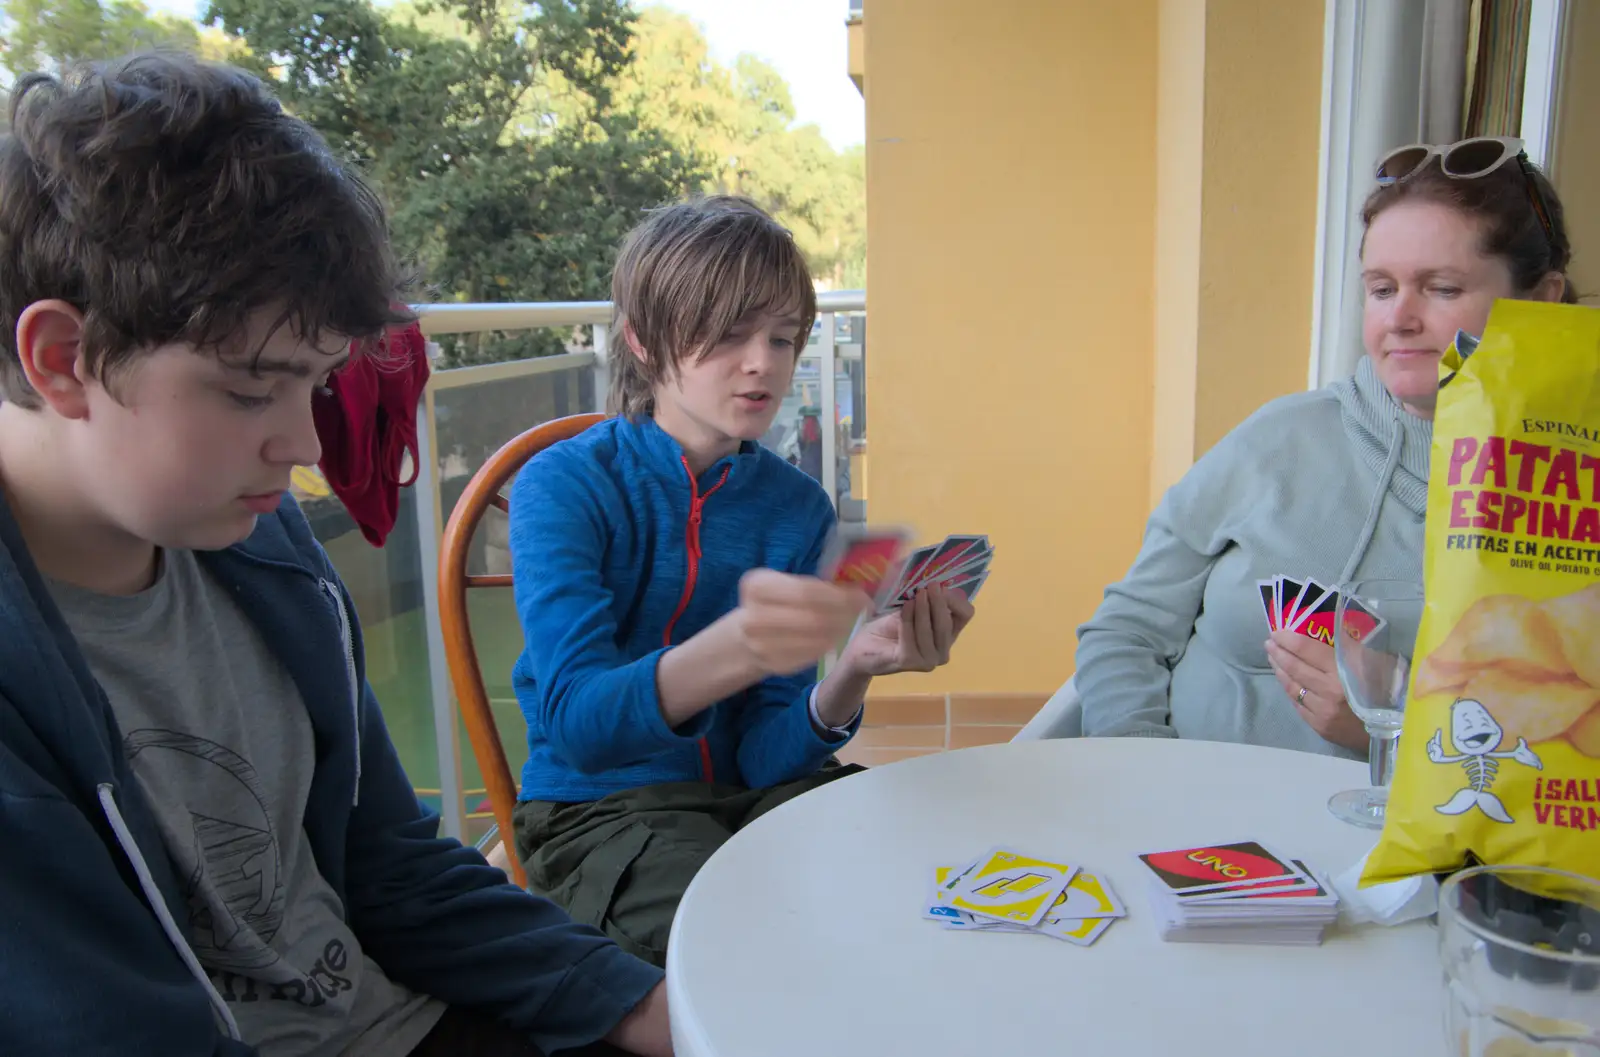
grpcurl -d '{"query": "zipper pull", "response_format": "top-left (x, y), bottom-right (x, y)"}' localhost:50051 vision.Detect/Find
top-left (686, 504), bottom-right (703, 553)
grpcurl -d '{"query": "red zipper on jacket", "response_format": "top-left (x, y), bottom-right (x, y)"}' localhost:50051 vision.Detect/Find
top-left (662, 456), bottom-right (731, 782)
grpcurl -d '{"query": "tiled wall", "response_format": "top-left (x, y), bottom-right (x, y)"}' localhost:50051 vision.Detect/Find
top-left (835, 693), bottom-right (1048, 767)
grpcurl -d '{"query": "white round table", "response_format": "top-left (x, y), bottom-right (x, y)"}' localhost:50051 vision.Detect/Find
top-left (666, 738), bottom-right (1444, 1056)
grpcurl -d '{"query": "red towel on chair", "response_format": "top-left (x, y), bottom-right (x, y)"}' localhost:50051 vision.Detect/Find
top-left (313, 322), bottom-right (431, 547)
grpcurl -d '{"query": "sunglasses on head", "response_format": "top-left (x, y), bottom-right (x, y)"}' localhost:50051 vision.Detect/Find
top-left (1374, 135), bottom-right (1554, 240)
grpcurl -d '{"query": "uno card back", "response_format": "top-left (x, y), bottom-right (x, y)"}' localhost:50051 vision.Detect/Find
top-left (819, 525), bottom-right (911, 603)
top-left (1136, 840), bottom-right (1304, 896)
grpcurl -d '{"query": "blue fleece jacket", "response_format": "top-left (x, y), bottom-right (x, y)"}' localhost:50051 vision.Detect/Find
top-left (509, 415), bottom-right (852, 802)
top-left (0, 492), bottom-right (661, 1057)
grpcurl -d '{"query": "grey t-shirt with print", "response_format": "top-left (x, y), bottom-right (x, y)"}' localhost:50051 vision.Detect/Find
top-left (48, 548), bottom-right (446, 1057)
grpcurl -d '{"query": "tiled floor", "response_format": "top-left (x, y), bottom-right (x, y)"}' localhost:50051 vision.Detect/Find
top-left (835, 693), bottom-right (1048, 768)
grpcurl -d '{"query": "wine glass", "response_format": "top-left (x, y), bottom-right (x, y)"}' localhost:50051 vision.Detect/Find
top-left (1328, 578), bottom-right (1425, 829)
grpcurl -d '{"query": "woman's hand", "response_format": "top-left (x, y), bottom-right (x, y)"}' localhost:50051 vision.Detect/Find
top-left (1266, 629), bottom-right (1368, 753)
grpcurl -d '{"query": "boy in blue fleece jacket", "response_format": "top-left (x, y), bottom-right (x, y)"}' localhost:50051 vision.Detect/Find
top-left (509, 196), bottom-right (975, 967)
top-left (0, 54), bottom-right (668, 1057)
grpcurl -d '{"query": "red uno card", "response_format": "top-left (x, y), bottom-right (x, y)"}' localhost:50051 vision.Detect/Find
top-left (914, 534), bottom-right (988, 587)
top-left (939, 567), bottom-right (989, 602)
top-left (1289, 585), bottom-right (1339, 645)
top-left (1257, 580), bottom-right (1278, 630)
top-left (1338, 596), bottom-right (1387, 643)
top-left (1177, 863), bottom-right (1319, 902)
top-left (1136, 840), bottom-right (1305, 896)
top-left (933, 545), bottom-right (992, 585)
top-left (896, 543), bottom-right (940, 594)
top-left (1278, 577), bottom-right (1307, 628)
top-left (897, 538), bottom-right (992, 607)
top-left (1284, 580), bottom-right (1327, 629)
top-left (818, 525), bottom-right (911, 604)
top-left (1236, 862), bottom-right (1336, 902)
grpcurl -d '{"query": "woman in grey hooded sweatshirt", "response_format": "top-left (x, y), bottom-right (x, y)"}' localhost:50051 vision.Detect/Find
top-left (1076, 140), bottom-right (1580, 760)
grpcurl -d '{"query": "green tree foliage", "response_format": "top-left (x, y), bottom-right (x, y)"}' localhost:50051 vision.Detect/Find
top-left (0, 0), bottom-right (244, 75)
top-left (608, 7), bottom-right (865, 287)
top-left (203, 0), bottom-right (703, 366)
top-left (0, 0), bottom-right (866, 365)
top-left (2, 0), bottom-right (198, 72)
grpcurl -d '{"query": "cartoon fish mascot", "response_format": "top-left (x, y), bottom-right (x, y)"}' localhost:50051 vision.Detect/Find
top-left (1427, 697), bottom-right (1543, 823)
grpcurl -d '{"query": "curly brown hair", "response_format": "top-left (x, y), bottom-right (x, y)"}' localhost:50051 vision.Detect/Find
top-left (608, 195), bottom-right (817, 419)
top-left (0, 51), bottom-right (411, 408)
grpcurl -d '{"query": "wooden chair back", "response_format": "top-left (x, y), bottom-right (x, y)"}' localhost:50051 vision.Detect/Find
top-left (438, 412), bottom-right (606, 888)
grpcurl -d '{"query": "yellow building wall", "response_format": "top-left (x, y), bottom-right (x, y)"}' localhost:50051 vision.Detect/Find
top-left (1552, 2), bottom-right (1598, 300)
top-left (847, 16), bottom-right (864, 95)
top-left (864, 0), bottom-right (1324, 696)
top-left (1189, 0), bottom-right (1325, 459)
top-left (1152, 0), bottom-right (1325, 505)
top-left (1150, 0), bottom-right (1206, 506)
top-left (864, 0), bottom-right (1159, 695)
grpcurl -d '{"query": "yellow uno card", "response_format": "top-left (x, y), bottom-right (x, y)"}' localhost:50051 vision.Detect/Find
top-left (1036, 914), bottom-right (1115, 946)
top-left (929, 864), bottom-right (967, 909)
top-left (925, 864), bottom-right (974, 926)
top-left (949, 848), bottom-right (1077, 926)
top-left (1049, 870), bottom-right (1127, 921)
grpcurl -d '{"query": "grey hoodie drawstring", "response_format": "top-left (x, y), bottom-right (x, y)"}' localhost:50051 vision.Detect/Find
top-left (1339, 407), bottom-right (1405, 585)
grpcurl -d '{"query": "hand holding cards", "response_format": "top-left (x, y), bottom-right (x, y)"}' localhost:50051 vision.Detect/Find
top-left (1258, 575), bottom-right (1386, 645)
top-left (1136, 840), bottom-right (1339, 946)
top-left (818, 525), bottom-right (981, 678)
top-left (819, 526), bottom-right (992, 614)
top-left (923, 846), bottom-right (1127, 948)
top-left (886, 534), bottom-right (993, 611)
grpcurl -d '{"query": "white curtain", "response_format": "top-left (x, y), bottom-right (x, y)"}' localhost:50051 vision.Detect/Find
top-left (1316, 0), bottom-right (1431, 387)
top-left (1421, 0), bottom-right (1472, 142)
top-left (1315, 0), bottom-right (1518, 387)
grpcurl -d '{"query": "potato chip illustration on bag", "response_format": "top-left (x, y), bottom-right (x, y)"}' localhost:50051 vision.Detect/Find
top-left (1365, 302), bottom-right (1600, 887)
top-left (1412, 594), bottom-right (1572, 696)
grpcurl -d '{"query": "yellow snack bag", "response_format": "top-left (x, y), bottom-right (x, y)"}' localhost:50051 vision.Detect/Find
top-left (1365, 300), bottom-right (1600, 885)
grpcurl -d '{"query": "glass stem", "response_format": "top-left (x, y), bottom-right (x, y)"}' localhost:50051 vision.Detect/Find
top-left (1369, 729), bottom-right (1401, 788)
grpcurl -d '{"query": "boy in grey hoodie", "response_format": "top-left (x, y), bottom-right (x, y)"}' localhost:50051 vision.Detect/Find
top-left (1076, 138), bottom-right (1577, 758)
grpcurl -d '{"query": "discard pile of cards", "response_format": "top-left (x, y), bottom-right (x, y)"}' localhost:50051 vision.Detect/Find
top-left (923, 847), bottom-right (1126, 947)
top-left (1135, 840), bottom-right (1340, 946)
top-left (819, 526), bottom-right (993, 613)
top-left (1257, 575), bottom-right (1385, 646)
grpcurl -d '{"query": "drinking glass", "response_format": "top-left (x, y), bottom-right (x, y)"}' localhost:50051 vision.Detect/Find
top-left (1329, 578), bottom-right (1425, 829)
top-left (1439, 865), bottom-right (1600, 1056)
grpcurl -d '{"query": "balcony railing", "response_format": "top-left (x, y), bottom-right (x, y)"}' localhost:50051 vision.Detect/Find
top-left (302, 291), bottom-right (867, 841)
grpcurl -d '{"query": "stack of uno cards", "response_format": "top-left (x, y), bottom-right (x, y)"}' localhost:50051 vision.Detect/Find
top-left (885, 534), bottom-right (993, 611)
top-left (1135, 840), bottom-right (1339, 946)
top-left (923, 847), bottom-right (1126, 948)
top-left (1257, 576), bottom-right (1386, 646)
top-left (818, 527), bottom-right (992, 613)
